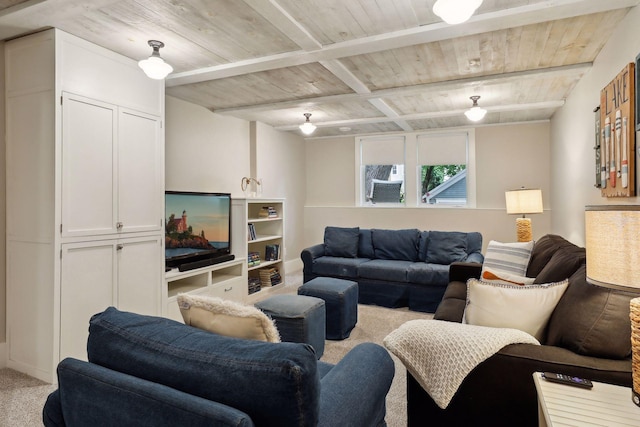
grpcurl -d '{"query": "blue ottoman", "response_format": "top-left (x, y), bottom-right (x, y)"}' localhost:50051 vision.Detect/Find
top-left (255, 294), bottom-right (325, 358)
top-left (298, 277), bottom-right (358, 340)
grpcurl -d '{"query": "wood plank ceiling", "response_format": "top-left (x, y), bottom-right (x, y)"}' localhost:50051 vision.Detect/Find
top-left (1, 0), bottom-right (638, 138)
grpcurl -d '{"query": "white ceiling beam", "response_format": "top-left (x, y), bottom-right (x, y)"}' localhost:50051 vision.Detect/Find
top-left (212, 63), bottom-right (590, 114)
top-left (272, 100), bottom-right (565, 131)
top-left (319, 59), bottom-right (414, 130)
top-left (241, 0), bottom-right (322, 51)
top-left (166, 0), bottom-right (633, 87)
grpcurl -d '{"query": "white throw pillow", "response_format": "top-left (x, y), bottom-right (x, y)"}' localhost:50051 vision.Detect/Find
top-left (177, 293), bottom-right (281, 342)
top-left (463, 278), bottom-right (569, 340)
top-left (481, 240), bottom-right (534, 277)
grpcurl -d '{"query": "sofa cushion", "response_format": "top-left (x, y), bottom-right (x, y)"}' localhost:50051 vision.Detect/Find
top-left (532, 246), bottom-right (585, 284)
top-left (177, 294), bottom-right (280, 343)
top-left (372, 228), bottom-right (420, 261)
top-left (358, 259), bottom-right (412, 283)
top-left (418, 231), bottom-right (430, 262)
top-left (426, 231), bottom-right (468, 264)
top-left (87, 307), bottom-right (320, 427)
top-left (358, 229), bottom-right (375, 259)
top-left (466, 232), bottom-right (483, 256)
top-left (324, 226), bottom-right (360, 258)
top-left (312, 256), bottom-right (370, 279)
top-left (407, 263), bottom-right (450, 286)
top-left (526, 234), bottom-right (576, 278)
top-left (463, 278), bottom-right (569, 340)
top-left (482, 240), bottom-right (534, 277)
top-left (546, 265), bottom-right (634, 359)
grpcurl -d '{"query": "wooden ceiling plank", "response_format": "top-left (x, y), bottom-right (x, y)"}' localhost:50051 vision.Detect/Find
top-left (271, 100), bottom-right (565, 131)
top-left (165, 0), bottom-right (636, 87)
top-left (241, 0), bottom-right (322, 50)
top-left (213, 62), bottom-right (591, 113)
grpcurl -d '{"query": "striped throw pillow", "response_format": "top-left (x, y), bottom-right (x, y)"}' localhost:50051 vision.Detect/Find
top-left (481, 240), bottom-right (534, 277)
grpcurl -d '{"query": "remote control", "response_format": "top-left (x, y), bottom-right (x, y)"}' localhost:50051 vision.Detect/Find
top-left (542, 372), bottom-right (593, 389)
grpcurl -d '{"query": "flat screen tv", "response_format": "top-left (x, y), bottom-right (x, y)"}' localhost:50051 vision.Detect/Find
top-left (165, 191), bottom-right (232, 270)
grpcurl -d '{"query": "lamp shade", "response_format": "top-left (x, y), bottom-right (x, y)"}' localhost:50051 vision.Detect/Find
top-left (505, 188), bottom-right (543, 215)
top-left (585, 205), bottom-right (640, 291)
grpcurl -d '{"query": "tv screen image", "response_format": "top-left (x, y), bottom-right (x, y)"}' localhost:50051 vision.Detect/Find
top-left (165, 191), bottom-right (232, 269)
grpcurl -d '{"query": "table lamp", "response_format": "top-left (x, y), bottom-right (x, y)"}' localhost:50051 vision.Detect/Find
top-left (505, 188), bottom-right (543, 242)
top-left (585, 205), bottom-right (640, 406)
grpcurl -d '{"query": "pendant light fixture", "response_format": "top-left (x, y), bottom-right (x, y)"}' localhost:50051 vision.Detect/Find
top-left (299, 113), bottom-right (317, 135)
top-left (138, 40), bottom-right (173, 80)
top-left (464, 96), bottom-right (487, 122)
top-left (433, 0), bottom-right (483, 25)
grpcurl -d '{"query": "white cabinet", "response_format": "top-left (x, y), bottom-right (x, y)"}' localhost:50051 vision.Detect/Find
top-left (60, 236), bottom-right (162, 361)
top-left (61, 93), bottom-right (162, 237)
top-left (5, 29), bottom-right (164, 383)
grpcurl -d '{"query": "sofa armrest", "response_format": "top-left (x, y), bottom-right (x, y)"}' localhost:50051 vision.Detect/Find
top-left (449, 261), bottom-right (482, 283)
top-left (301, 243), bottom-right (326, 273)
top-left (432, 262), bottom-right (481, 322)
top-left (319, 343), bottom-right (394, 427)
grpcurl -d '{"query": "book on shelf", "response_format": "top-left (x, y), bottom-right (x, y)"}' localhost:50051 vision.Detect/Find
top-left (258, 267), bottom-right (281, 287)
top-left (258, 206), bottom-right (278, 218)
top-left (247, 223), bottom-right (257, 241)
top-left (247, 251), bottom-right (261, 267)
top-left (248, 276), bottom-right (261, 295)
top-left (264, 244), bottom-right (280, 261)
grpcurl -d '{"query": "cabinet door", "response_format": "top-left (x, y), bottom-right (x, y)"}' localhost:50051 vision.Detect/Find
top-left (118, 109), bottom-right (163, 233)
top-left (60, 241), bottom-right (116, 362)
top-left (117, 236), bottom-right (162, 315)
top-left (61, 93), bottom-right (117, 237)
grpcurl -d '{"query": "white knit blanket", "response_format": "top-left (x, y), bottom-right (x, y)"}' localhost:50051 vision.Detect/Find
top-left (383, 319), bottom-right (539, 409)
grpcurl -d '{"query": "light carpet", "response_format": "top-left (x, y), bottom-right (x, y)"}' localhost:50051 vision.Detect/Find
top-left (0, 270), bottom-right (430, 426)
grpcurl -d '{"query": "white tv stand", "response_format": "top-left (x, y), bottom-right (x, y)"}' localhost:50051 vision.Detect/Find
top-left (163, 258), bottom-right (247, 322)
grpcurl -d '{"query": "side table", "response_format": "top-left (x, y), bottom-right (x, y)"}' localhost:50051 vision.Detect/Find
top-left (533, 372), bottom-right (639, 426)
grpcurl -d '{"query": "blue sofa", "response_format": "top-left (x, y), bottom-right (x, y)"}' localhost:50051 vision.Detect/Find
top-left (301, 227), bottom-right (483, 312)
top-left (42, 307), bottom-right (395, 427)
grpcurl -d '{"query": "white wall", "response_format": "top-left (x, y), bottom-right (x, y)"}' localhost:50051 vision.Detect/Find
top-left (254, 122), bottom-right (307, 270)
top-left (304, 122), bottom-right (552, 250)
top-left (165, 96), bottom-right (251, 195)
top-left (165, 97), bottom-right (307, 271)
top-left (551, 6), bottom-right (640, 246)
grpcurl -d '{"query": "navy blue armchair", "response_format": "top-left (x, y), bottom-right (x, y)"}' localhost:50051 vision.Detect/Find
top-left (43, 307), bottom-right (395, 427)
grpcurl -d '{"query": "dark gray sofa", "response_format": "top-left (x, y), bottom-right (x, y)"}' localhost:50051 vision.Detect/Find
top-left (407, 234), bottom-right (634, 426)
top-left (301, 227), bottom-right (483, 312)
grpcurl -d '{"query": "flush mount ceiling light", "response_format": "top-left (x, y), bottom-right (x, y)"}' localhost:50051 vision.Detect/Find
top-left (299, 113), bottom-right (317, 135)
top-left (433, 0), bottom-right (483, 25)
top-left (464, 95), bottom-right (487, 122)
top-left (138, 40), bottom-right (173, 80)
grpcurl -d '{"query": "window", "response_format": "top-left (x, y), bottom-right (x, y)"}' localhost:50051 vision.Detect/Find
top-left (417, 132), bottom-right (468, 206)
top-left (359, 136), bottom-right (405, 205)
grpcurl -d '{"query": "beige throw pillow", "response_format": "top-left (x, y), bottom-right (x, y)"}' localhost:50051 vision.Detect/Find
top-left (463, 278), bottom-right (569, 340)
top-left (177, 293), bottom-right (280, 342)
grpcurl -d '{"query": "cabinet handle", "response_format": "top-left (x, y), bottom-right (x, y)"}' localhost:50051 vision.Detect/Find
top-left (224, 287), bottom-right (233, 292)
top-left (116, 222), bottom-right (123, 230)
top-left (116, 244), bottom-right (124, 251)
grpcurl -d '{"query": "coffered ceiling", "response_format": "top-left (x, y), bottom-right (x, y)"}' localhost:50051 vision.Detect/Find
top-left (1, 0), bottom-right (638, 138)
